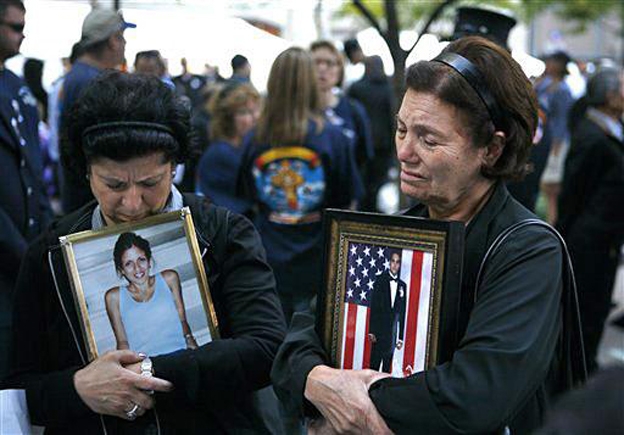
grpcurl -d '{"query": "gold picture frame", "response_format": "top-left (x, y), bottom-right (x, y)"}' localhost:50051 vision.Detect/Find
top-left (60, 207), bottom-right (219, 361)
top-left (318, 210), bottom-right (464, 377)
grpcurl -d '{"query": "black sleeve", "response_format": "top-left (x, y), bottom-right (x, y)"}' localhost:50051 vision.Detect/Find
top-left (557, 132), bottom-right (601, 235)
top-left (350, 99), bottom-right (375, 164)
top-left (327, 127), bottom-right (364, 206)
top-left (270, 312), bottom-right (326, 417)
top-left (7, 241), bottom-right (93, 426)
top-left (152, 212), bottom-right (286, 407)
top-left (369, 227), bottom-right (563, 433)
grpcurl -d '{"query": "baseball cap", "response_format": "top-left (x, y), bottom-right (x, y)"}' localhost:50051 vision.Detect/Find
top-left (80, 8), bottom-right (136, 47)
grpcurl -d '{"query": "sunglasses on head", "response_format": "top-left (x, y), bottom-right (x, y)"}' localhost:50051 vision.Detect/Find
top-left (1, 21), bottom-right (25, 33)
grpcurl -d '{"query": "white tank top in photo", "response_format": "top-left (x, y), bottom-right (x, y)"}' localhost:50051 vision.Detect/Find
top-left (119, 273), bottom-right (186, 356)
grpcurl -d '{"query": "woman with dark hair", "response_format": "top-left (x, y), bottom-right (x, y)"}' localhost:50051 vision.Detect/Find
top-left (239, 47), bottom-right (360, 324)
top-left (6, 71), bottom-right (286, 433)
top-left (105, 232), bottom-right (197, 356)
top-left (272, 36), bottom-right (585, 434)
top-left (196, 82), bottom-right (260, 214)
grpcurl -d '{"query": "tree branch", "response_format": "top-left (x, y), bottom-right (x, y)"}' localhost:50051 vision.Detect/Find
top-left (406, 0), bottom-right (458, 57)
top-left (352, 0), bottom-right (384, 37)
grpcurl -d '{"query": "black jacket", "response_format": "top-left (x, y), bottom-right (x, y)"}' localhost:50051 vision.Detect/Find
top-left (557, 113), bottom-right (624, 247)
top-left (6, 194), bottom-right (286, 434)
top-left (272, 183), bottom-right (584, 434)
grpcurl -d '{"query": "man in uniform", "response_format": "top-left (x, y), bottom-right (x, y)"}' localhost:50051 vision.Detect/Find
top-left (0, 0), bottom-right (52, 379)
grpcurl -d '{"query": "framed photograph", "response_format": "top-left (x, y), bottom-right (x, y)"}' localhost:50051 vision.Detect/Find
top-left (318, 209), bottom-right (464, 378)
top-left (60, 207), bottom-right (219, 361)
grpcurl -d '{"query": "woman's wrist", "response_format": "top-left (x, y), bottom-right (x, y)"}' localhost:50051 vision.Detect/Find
top-left (304, 365), bottom-right (333, 403)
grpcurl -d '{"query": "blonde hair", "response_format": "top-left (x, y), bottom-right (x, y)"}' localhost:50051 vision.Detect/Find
top-left (256, 47), bottom-right (323, 145)
top-left (208, 83), bottom-right (260, 142)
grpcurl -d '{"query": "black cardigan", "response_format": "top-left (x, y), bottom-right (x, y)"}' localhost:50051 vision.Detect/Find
top-left (271, 183), bottom-right (585, 435)
top-left (6, 194), bottom-right (286, 434)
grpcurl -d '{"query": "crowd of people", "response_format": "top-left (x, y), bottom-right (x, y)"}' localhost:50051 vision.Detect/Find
top-left (1, 1), bottom-right (622, 434)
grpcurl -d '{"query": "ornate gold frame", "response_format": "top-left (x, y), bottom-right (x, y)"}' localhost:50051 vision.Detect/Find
top-left (319, 210), bottom-right (464, 372)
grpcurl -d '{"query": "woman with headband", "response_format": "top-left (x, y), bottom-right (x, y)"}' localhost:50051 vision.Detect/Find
top-left (271, 36), bottom-right (585, 434)
top-left (5, 72), bottom-right (286, 433)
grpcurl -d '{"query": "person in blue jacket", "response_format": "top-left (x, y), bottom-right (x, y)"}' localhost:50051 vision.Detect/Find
top-left (240, 47), bottom-right (361, 324)
top-left (196, 82), bottom-right (260, 215)
top-left (0, 0), bottom-right (52, 380)
top-left (310, 40), bottom-right (372, 206)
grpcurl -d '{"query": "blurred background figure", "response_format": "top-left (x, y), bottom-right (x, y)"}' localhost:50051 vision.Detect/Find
top-left (196, 82), bottom-right (260, 215)
top-left (188, 83), bottom-right (221, 172)
top-left (0, 0), bottom-right (52, 380)
top-left (133, 49), bottom-right (174, 89)
top-left (342, 37), bottom-right (365, 87)
top-left (239, 46), bottom-right (360, 323)
top-left (203, 62), bottom-right (223, 85)
top-left (238, 46), bottom-right (361, 434)
top-left (23, 57), bottom-right (60, 215)
top-left (557, 67), bottom-right (624, 374)
top-left (229, 54), bottom-right (251, 84)
top-left (58, 7), bottom-right (135, 214)
top-left (536, 51), bottom-right (575, 224)
top-left (310, 40), bottom-right (371, 208)
top-left (348, 55), bottom-right (396, 212)
top-left (46, 42), bottom-right (82, 216)
top-left (22, 58), bottom-right (47, 121)
top-left (172, 57), bottom-right (206, 111)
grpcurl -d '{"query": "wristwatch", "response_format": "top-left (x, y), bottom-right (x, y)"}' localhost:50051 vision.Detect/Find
top-left (140, 356), bottom-right (154, 395)
top-left (140, 356), bottom-right (153, 377)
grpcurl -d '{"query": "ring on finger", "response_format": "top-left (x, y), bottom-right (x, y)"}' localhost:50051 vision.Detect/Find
top-left (126, 403), bottom-right (140, 420)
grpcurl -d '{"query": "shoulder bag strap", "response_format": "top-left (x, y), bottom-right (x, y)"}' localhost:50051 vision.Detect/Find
top-left (474, 218), bottom-right (587, 389)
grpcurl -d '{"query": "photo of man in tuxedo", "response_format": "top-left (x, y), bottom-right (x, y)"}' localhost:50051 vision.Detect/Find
top-left (368, 251), bottom-right (407, 373)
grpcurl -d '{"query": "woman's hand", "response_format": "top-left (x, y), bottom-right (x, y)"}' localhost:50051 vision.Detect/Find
top-left (74, 350), bottom-right (173, 420)
top-left (304, 365), bottom-right (393, 434)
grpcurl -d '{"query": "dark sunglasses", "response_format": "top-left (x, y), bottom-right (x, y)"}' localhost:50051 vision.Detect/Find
top-left (1, 21), bottom-right (25, 33)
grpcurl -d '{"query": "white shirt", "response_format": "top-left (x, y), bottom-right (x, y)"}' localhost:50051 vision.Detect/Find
top-left (389, 272), bottom-right (398, 308)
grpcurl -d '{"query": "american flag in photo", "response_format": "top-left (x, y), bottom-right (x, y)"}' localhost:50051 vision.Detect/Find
top-left (341, 242), bottom-right (434, 377)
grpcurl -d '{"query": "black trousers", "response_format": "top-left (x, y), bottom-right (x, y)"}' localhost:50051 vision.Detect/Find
top-left (569, 240), bottom-right (619, 374)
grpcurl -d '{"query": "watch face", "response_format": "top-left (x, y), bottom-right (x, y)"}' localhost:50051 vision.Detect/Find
top-left (140, 357), bottom-right (153, 376)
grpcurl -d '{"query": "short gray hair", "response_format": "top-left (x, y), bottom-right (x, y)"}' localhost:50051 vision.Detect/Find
top-left (586, 68), bottom-right (622, 107)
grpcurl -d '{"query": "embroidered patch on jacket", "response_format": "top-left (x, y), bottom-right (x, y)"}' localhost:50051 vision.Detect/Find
top-left (253, 146), bottom-right (325, 224)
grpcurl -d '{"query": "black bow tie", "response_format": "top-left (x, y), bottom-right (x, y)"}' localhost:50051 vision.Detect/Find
top-left (389, 277), bottom-right (398, 283)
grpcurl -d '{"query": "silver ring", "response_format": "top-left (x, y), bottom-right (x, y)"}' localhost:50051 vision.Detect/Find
top-left (125, 403), bottom-right (140, 420)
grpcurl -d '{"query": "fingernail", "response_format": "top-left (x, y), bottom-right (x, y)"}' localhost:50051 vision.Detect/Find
top-left (138, 352), bottom-right (147, 359)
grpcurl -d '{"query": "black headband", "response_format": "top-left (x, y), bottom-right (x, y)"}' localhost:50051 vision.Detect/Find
top-left (82, 121), bottom-right (175, 141)
top-left (432, 52), bottom-right (504, 130)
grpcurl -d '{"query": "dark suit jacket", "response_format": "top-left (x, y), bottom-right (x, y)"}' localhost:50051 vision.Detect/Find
top-left (369, 271), bottom-right (406, 348)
